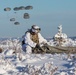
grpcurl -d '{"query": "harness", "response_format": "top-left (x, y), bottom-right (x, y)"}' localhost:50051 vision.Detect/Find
top-left (30, 32), bottom-right (39, 44)
top-left (22, 29), bottom-right (39, 45)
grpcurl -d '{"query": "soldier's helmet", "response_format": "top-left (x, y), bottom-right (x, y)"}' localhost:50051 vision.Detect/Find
top-left (31, 25), bottom-right (41, 33)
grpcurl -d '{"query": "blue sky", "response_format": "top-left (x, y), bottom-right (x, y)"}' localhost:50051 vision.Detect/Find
top-left (0, 0), bottom-right (76, 38)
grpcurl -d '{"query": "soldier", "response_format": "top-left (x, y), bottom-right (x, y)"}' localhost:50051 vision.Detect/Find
top-left (22, 25), bottom-right (48, 54)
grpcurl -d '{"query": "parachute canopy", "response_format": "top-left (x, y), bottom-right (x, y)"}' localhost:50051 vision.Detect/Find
top-left (10, 18), bottom-right (15, 21)
top-left (13, 7), bottom-right (20, 11)
top-left (23, 13), bottom-right (30, 19)
top-left (13, 6), bottom-right (25, 11)
top-left (13, 5), bottom-right (33, 11)
top-left (14, 22), bottom-right (20, 25)
top-left (25, 6), bottom-right (33, 10)
top-left (19, 6), bottom-right (25, 10)
top-left (4, 7), bottom-right (11, 11)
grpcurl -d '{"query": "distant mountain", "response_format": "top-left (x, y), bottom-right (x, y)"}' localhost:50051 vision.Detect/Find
top-left (69, 36), bottom-right (76, 40)
top-left (0, 36), bottom-right (76, 41)
top-left (0, 37), bottom-right (20, 41)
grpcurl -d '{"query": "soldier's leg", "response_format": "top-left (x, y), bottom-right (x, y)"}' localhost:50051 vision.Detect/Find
top-left (22, 44), bottom-right (26, 52)
top-left (22, 44), bottom-right (32, 54)
top-left (26, 45), bottom-right (32, 54)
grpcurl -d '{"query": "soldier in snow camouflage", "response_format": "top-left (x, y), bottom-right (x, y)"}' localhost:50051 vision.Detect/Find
top-left (22, 25), bottom-right (48, 54)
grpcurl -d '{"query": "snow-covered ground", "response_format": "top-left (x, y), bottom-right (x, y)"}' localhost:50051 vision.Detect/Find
top-left (0, 38), bottom-right (76, 75)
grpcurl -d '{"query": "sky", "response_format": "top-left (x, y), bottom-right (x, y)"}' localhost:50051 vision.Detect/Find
top-left (0, 0), bottom-right (76, 38)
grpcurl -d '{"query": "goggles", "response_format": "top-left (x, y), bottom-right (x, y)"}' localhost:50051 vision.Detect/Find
top-left (31, 25), bottom-right (41, 33)
top-left (33, 27), bottom-right (41, 31)
top-left (32, 28), bottom-right (41, 33)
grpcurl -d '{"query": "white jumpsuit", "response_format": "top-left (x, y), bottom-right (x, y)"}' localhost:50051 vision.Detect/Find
top-left (22, 32), bottom-right (47, 54)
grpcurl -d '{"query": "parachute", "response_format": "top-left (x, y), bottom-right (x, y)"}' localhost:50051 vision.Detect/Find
top-left (10, 18), bottom-right (15, 21)
top-left (4, 7), bottom-right (11, 11)
top-left (13, 6), bottom-right (33, 11)
top-left (13, 6), bottom-right (25, 11)
top-left (19, 6), bottom-right (25, 10)
top-left (14, 22), bottom-right (20, 25)
top-left (23, 13), bottom-right (30, 19)
top-left (13, 7), bottom-right (20, 11)
top-left (25, 6), bottom-right (33, 10)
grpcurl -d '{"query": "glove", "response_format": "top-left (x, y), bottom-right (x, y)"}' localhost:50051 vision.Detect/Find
top-left (35, 44), bottom-right (40, 48)
top-left (35, 44), bottom-right (42, 50)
